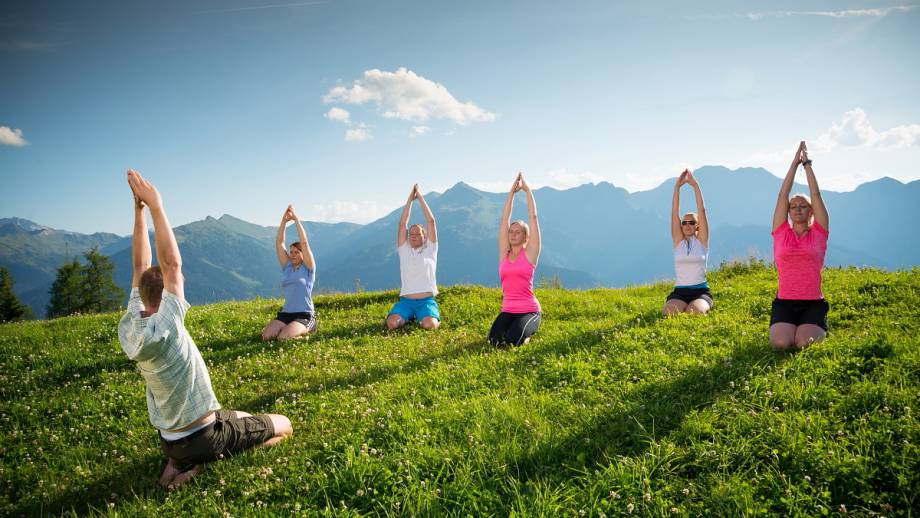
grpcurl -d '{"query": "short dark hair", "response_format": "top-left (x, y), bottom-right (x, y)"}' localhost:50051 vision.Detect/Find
top-left (139, 266), bottom-right (163, 309)
top-left (290, 241), bottom-right (303, 252)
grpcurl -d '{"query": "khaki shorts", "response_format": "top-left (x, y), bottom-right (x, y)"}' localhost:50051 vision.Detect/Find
top-left (159, 409), bottom-right (275, 469)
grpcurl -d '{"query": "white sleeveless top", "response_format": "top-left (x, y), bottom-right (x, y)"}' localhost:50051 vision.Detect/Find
top-left (398, 240), bottom-right (438, 296)
top-left (673, 236), bottom-right (708, 287)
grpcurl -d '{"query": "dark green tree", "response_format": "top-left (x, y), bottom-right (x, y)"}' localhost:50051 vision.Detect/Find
top-left (46, 248), bottom-right (124, 318)
top-left (80, 248), bottom-right (124, 314)
top-left (0, 267), bottom-right (33, 322)
top-left (47, 259), bottom-right (84, 318)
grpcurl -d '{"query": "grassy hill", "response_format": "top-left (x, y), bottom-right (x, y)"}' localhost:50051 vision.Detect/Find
top-left (1, 262), bottom-right (917, 516)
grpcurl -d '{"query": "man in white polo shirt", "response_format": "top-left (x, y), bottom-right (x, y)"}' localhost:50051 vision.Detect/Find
top-left (386, 184), bottom-right (441, 330)
top-left (118, 169), bottom-right (293, 490)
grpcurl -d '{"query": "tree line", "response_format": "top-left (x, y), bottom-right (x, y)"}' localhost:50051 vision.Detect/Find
top-left (0, 247), bottom-right (123, 322)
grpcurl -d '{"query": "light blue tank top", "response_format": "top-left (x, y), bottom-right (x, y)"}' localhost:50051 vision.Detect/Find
top-left (281, 262), bottom-right (315, 313)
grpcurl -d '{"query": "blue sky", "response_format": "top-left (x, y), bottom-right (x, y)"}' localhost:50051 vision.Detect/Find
top-left (2, 1), bottom-right (919, 234)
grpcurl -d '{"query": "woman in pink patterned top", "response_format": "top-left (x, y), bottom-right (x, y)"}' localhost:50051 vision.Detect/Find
top-left (769, 141), bottom-right (830, 350)
top-left (488, 172), bottom-right (541, 346)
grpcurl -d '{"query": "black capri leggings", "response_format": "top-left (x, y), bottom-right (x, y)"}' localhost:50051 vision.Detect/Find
top-left (488, 312), bottom-right (541, 346)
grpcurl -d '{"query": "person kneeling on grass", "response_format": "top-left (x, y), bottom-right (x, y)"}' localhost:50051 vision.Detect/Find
top-left (119, 169), bottom-right (293, 490)
top-left (662, 169), bottom-right (713, 316)
top-left (488, 172), bottom-right (542, 346)
top-left (261, 204), bottom-right (317, 340)
top-left (386, 183), bottom-right (441, 330)
top-left (769, 141), bottom-right (830, 350)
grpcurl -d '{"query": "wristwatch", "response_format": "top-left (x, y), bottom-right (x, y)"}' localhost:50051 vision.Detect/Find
top-left (802, 159), bottom-right (813, 166)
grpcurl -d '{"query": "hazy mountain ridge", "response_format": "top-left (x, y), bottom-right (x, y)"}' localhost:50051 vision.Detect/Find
top-left (2, 167), bottom-right (918, 317)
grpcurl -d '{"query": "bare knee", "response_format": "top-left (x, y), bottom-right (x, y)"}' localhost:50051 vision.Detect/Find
top-left (386, 315), bottom-right (403, 330)
top-left (420, 317), bottom-right (439, 329)
top-left (278, 323), bottom-right (308, 341)
top-left (770, 338), bottom-right (793, 350)
top-left (662, 301), bottom-right (685, 316)
top-left (687, 300), bottom-right (710, 315)
top-left (261, 328), bottom-right (277, 341)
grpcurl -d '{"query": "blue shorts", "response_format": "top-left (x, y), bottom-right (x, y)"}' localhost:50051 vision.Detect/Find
top-left (388, 296), bottom-right (440, 322)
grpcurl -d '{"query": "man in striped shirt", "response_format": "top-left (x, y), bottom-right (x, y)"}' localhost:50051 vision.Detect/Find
top-left (118, 170), bottom-right (293, 490)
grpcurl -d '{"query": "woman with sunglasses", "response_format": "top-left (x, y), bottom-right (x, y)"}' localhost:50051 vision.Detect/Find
top-left (663, 169), bottom-right (713, 316)
top-left (769, 141), bottom-right (829, 350)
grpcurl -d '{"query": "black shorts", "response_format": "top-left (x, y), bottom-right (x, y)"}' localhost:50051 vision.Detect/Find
top-left (160, 409), bottom-right (275, 469)
top-left (275, 311), bottom-right (316, 330)
top-left (770, 298), bottom-right (829, 331)
top-left (488, 312), bottom-right (541, 346)
top-left (666, 287), bottom-right (714, 306)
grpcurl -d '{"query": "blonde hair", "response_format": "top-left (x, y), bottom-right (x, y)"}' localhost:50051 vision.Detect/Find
top-left (789, 193), bottom-right (812, 208)
top-left (408, 223), bottom-right (425, 238)
top-left (788, 193), bottom-right (814, 224)
top-left (509, 220), bottom-right (530, 241)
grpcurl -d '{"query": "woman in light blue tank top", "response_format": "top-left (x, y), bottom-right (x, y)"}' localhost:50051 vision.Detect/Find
top-left (662, 170), bottom-right (713, 316)
top-left (261, 205), bottom-right (317, 340)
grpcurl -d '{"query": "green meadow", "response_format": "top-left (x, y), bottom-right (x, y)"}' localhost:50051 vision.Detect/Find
top-left (1, 262), bottom-right (918, 516)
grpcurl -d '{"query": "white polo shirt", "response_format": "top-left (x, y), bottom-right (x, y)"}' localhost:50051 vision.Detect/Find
top-left (398, 240), bottom-right (438, 296)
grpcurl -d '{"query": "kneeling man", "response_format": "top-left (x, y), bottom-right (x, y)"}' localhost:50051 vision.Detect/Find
top-left (119, 169), bottom-right (293, 490)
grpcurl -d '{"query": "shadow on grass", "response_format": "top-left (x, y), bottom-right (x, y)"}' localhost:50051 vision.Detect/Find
top-left (235, 338), bottom-right (493, 412)
top-left (503, 338), bottom-right (788, 489)
top-left (316, 291), bottom-right (397, 311)
top-left (200, 320), bottom-right (394, 367)
top-left (15, 453), bottom-right (166, 516)
top-left (32, 355), bottom-right (135, 396)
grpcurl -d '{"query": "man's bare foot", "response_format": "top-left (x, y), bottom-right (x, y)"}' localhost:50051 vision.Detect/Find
top-left (158, 459), bottom-right (204, 491)
top-left (158, 458), bottom-right (183, 489)
top-left (166, 464), bottom-right (203, 491)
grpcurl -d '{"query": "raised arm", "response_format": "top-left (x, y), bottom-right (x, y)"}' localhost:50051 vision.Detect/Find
top-left (773, 141), bottom-right (804, 231)
top-left (128, 182), bottom-right (151, 289)
top-left (127, 170), bottom-right (184, 301)
top-left (800, 143), bottom-right (829, 230)
top-left (396, 185), bottom-right (416, 247)
top-left (416, 187), bottom-right (437, 243)
top-left (289, 205), bottom-right (315, 270)
top-left (671, 170), bottom-right (686, 246)
top-left (686, 171), bottom-right (708, 247)
top-left (498, 174), bottom-right (521, 260)
top-left (520, 175), bottom-right (541, 265)
top-left (275, 207), bottom-right (291, 268)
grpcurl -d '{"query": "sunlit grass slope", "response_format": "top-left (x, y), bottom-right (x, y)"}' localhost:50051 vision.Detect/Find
top-left (1, 262), bottom-right (918, 516)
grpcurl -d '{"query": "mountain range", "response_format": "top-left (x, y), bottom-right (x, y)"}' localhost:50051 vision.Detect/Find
top-left (2, 166), bottom-right (918, 317)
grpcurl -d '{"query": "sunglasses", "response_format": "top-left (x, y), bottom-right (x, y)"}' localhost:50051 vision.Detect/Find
top-left (681, 220), bottom-right (697, 226)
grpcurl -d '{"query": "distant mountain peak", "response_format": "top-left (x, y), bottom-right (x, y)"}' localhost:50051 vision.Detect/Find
top-left (440, 181), bottom-right (487, 204)
top-left (0, 217), bottom-right (47, 232)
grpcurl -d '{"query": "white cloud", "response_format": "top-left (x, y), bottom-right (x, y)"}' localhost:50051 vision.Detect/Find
top-left (324, 107), bottom-right (350, 123)
top-left (410, 125), bottom-right (431, 137)
top-left (323, 67), bottom-right (496, 125)
top-left (746, 5), bottom-right (916, 20)
top-left (0, 126), bottom-right (27, 147)
top-left (466, 180), bottom-right (516, 193)
top-left (813, 108), bottom-right (920, 151)
top-left (305, 200), bottom-right (387, 223)
top-left (344, 125), bottom-right (371, 142)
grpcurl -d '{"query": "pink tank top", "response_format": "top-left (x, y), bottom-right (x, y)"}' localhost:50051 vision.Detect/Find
top-left (772, 221), bottom-right (828, 300)
top-left (499, 249), bottom-right (541, 313)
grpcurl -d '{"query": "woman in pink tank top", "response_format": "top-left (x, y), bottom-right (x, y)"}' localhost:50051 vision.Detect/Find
top-left (488, 172), bottom-right (542, 346)
top-left (769, 141), bottom-right (830, 350)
